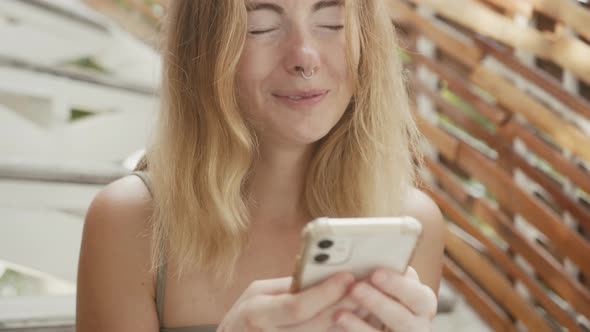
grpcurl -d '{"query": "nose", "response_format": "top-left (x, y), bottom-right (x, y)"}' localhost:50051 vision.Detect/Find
top-left (283, 28), bottom-right (321, 79)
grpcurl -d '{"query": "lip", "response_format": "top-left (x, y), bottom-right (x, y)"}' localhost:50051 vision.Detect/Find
top-left (272, 89), bottom-right (330, 108)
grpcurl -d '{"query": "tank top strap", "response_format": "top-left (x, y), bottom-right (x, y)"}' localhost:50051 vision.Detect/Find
top-left (132, 170), bottom-right (153, 196)
top-left (131, 171), bottom-right (168, 327)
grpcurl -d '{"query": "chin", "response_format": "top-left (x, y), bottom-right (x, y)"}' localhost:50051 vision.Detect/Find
top-left (287, 125), bottom-right (336, 146)
top-left (262, 111), bottom-right (346, 147)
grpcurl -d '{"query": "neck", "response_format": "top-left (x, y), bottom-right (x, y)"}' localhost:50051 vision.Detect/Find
top-left (247, 142), bottom-right (316, 228)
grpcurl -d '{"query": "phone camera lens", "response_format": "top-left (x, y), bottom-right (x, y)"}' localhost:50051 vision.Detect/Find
top-left (318, 239), bottom-right (333, 249)
top-left (314, 253), bottom-right (330, 263)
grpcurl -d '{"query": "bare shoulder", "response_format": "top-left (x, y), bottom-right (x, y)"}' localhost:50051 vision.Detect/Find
top-left (403, 188), bottom-right (446, 294)
top-left (84, 174), bottom-right (153, 227)
top-left (76, 174), bottom-right (159, 331)
top-left (403, 188), bottom-right (445, 234)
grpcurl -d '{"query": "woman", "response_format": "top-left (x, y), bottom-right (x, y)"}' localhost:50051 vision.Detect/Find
top-left (76, 0), bottom-right (445, 331)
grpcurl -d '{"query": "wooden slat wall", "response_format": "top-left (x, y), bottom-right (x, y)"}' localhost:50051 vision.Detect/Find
top-left (392, 0), bottom-right (590, 330)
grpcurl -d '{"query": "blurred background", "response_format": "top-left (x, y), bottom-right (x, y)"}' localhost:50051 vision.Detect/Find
top-left (0, 0), bottom-right (589, 331)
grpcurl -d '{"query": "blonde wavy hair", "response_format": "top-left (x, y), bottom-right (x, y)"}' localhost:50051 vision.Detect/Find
top-left (135, 0), bottom-right (424, 283)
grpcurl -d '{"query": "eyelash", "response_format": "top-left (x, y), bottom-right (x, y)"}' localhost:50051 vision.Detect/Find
top-left (249, 25), bottom-right (344, 35)
top-left (321, 25), bottom-right (344, 31)
top-left (249, 28), bottom-right (276, 35)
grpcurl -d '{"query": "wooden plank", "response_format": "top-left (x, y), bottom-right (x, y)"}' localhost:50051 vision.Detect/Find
top-left (424, 158), bottom-right (472, 207)
top-left (428, 183), bottom-right (583, 331)
top-left (473, 199), bottom-right (590, 318)
top-left (423, 131), bottom-right (590, 278)
top-left (410, 0), bottom-right (590, 85)
top-left (412, 0), bottom-right (548, 57)
top-left (471, 65), bottom-right (590, 163)
top-left (498, 117), bottom-right (590, 196)
top-left (416, 118), bottom-right (461, 162)
top-left (545, 33), bottom-right (590, 86)
top-left (411, 78), bottom-right (498, 148)
top-left (456, 144), bottom-right (590, 278)
top-left (479, 0), bottom-right (533, 16)
top-left (446, 227), bottom-right (555, 332)
top-left (420, 127), bottom-right (590, 325)
top-left (412, 53), bottom-right (509, 124)
top-left (441, 122), bottom-right (590, 254)
top-left (443, 257), bottom-right (515, 332)
top-left (474, 35), bottom-right (590, 121)
top-left (455, 145), bottom-right (515, 211)
top-left (521, 0), bottom-right (590, 41)
top-left (389, 0), bottom-right (483, 68)
top-left (509, 151), bottom-right (590, 234)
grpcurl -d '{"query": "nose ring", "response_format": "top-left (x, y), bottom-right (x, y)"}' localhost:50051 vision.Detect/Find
top-left (300, 68), bottom-right (314, 80)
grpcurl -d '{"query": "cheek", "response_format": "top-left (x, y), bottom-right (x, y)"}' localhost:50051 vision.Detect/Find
top-left (236, 44), bottom-right (278, 108)
top-left (327, 34), bottom-right (357, 90)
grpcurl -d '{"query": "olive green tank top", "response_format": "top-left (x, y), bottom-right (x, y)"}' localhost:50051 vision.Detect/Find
top-left (132, 171), bottom-right (218, 332)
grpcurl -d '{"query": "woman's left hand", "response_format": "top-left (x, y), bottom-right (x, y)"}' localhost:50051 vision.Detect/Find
top-left (334, 266), bottom-right (438, 332)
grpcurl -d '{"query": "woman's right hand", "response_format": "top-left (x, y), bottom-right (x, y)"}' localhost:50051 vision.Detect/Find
top-left (217, 273), bottom-right (360, 332)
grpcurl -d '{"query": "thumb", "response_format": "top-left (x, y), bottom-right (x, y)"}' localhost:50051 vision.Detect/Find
top-left (263, 277), bottom-right (293, 295)
top-left (242, 276), bottom-right (293, 299)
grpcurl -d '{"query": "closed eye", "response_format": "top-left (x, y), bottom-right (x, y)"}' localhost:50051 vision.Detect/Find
top-left (249, 28), bottom-right (277, 35)
top-left (320, 25), bottom-right (344, 31)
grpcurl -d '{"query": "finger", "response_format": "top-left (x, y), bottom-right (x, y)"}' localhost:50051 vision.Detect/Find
top-left (241, 277), bottom-right (293, 299)
top-left (353, 307), bottom-right (370, 320)
top-left (350, 282), bottom-right (420, 332)
top-left (370, 268), bottom-right (437, 318)
top-left (283, 295), bottom-right (360, 332)
top-left (250, 272), bottom-right (356, 326)
top-left (365, 314), bottom-right (384, 329)
top-left (335, 310), bottom-right (379, 332)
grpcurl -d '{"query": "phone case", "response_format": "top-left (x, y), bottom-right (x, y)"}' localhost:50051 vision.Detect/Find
top-left (291, 216), bottom-right (423, 292)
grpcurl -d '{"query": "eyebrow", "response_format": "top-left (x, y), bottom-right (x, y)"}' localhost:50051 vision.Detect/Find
top-left (246, 0), bottom-right (344, 15)
top-left (312, 0), bottom-right (344, 12)
top-left (246, 2), bottom-right (283, 14)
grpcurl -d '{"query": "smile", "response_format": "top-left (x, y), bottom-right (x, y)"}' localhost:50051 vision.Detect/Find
top-left (272, 90), bottom-right (330, 108)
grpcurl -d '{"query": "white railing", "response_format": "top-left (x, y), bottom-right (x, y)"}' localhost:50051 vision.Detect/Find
top-left (0, 1), bottom-right (160, 327)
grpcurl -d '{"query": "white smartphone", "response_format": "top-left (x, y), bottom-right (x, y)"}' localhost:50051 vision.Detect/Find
top-left (290, 216), bottom-right (423, 292)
